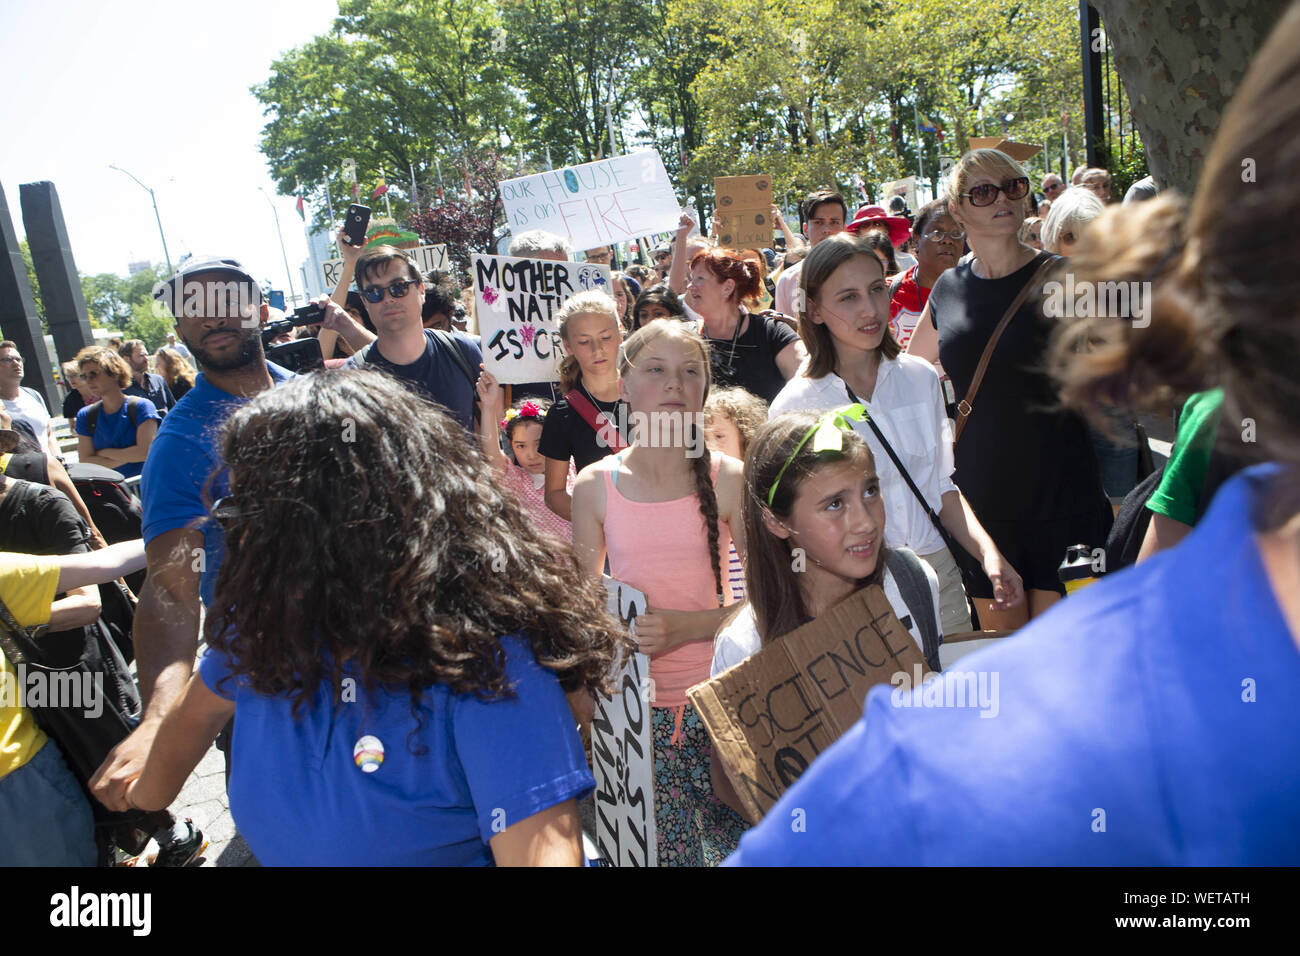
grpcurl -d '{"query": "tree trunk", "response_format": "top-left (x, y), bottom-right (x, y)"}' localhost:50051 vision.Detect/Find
top-left (1092, 0), bottom-right (1289, 195)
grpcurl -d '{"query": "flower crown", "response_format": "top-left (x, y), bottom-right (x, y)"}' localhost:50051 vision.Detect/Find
top-left (500, 401), bottom-right (545, 431)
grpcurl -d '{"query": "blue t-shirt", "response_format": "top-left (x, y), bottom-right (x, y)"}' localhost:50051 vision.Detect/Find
top-left (727, 465), bottom-right (1300, 865)
top-left (74, 397), bottom-right (162, 479)
top-left (140, 364), bottom-right (294, 607)
top-left (199, 633), bottom-right (593, 866)
top-left (345, 329), bottom-right (481, 432)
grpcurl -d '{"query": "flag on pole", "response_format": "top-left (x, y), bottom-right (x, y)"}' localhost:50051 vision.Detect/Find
top-left (371, 175), bottom-right (389, 199)
top-left (919, 113), bottom-right (945, 143)
top-left (295, 181), bottom-right (306, 221)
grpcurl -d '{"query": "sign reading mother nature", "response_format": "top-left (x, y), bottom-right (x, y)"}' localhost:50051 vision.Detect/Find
top-left (500, 151), bottom-right (681, 250)
top-left (473, 253), bottom-right (611, 384)
top-left (593, 576), bottom-right (656, 867)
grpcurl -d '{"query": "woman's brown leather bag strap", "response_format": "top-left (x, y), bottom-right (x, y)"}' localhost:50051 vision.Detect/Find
top-left (954, 255), bottom-right (1059, 443)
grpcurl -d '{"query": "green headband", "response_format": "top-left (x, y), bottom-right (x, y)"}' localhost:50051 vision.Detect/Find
top-left (766, 403), bottom-right (867, 506)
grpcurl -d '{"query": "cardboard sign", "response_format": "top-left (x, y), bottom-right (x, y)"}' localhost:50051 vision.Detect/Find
top-left (688, 585), bottom-right (924, 823)
top-left (592, 577), bottom-right (657, 867)
top-left (321, 243), bottom-right (448, 287)
top-left (966, 138), bottom-right (1043, 163)
top-left (880, 176), bottom-right (918, 216)
top-left (473, 254), bottom-right (611, 385)
top-left (500, 151), bottom-right (681, 250)
top-left (714, 175), bottom-right (773, 248)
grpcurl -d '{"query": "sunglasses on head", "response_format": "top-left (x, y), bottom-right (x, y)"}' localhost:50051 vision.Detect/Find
top-left (360, 278), bottom-right (419, 304)
top-left (962, 177), bottom-right (1031, 207)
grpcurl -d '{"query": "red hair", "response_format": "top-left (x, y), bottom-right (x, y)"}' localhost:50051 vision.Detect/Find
top-left (690, 248), bottom-right (763, 306)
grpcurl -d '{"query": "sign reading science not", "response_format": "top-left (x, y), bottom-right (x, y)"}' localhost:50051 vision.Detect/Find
top-left (473, 253), bottom-right (611, 385)
top-left (688, 585), bottom-right (924, 824)
top-left (499, 151), bottom-right (681, 250)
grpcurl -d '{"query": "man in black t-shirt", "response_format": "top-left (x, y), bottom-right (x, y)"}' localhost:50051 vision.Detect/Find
top-left (120, 339), bottom-right (175, 416)
top-left (345, 246), bottom-right (483, 432)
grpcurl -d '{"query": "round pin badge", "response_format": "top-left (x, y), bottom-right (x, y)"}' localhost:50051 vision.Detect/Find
top-left (353, 735), bottom-right (385, 773)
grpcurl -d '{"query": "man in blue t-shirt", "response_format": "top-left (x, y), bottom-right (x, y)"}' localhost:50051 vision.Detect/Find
top-left (344, 245), bottom-right (481, 432)
top-left (120, 338), bottom-right (176, 416)
top-left (727, 465), bottom-right (1300, 866)
top-left (89, 257), bottom-right (298, 808)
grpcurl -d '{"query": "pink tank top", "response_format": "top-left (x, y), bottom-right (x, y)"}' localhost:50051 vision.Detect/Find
top-left (603, 457), bottom-right (733, 708)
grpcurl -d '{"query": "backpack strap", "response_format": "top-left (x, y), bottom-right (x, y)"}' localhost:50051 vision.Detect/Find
top-left (84, 401), bottom-right (104, 438)
top-left (430, 329), bottom-right (478, 392)
top-left (565, 389), bottom-right (629, 452)
top-left (125, 396), bottom-right (140, 429)
top-left (885, 548), bottom-right (943, 673)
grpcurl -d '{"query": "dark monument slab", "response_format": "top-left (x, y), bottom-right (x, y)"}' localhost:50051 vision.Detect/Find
top-left (0, 182), bottom-right (58, 408)
top-left (21, 180), bottom-right (94, 402)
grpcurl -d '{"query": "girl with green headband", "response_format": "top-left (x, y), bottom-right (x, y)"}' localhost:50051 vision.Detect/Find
top-left (770, 233), bottom-right (1023, 634)
top-left (712, 408), bottom-right (944, 675)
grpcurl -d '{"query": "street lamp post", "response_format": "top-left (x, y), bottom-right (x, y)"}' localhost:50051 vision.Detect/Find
top-left (109, 164), bottom-right (174, 273)
top-left (258, 187), bottom-right (298, 306)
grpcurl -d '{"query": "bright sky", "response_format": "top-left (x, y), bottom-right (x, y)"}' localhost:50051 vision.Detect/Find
top-left (1, 0), bottom-right (340, 305)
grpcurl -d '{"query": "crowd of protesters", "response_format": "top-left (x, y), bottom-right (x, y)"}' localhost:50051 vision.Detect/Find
top-left (3, 3), bottom-right (1299, 868)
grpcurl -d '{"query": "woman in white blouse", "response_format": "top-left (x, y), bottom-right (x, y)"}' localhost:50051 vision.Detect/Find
top-left (769, 233), bottom-right (1023, 633)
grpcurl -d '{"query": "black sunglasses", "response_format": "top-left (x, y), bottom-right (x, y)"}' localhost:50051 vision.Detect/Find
top-left (360, 278), bottom-right (419, 304)
top-left (962, 177), bottom-right (1031, 207)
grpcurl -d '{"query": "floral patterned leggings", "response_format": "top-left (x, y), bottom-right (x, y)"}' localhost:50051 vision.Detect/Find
top-left (652, 702), bottom-right (750, 866)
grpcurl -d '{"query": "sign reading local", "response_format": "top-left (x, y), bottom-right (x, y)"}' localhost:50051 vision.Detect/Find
top-left (321, 243), bottom-right (448, 287)
top-left (499, 151), bottom-right (681, 250)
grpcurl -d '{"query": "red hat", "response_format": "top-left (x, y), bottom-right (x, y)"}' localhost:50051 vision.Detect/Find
top-left (846, 205), bottom-right (911, 246)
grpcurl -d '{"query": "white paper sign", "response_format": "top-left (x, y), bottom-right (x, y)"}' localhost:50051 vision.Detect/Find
top-left (500, 151), bottom-right (681, 250)
top-left (592, 576), bottom-right (657, 867)
top-left (321, 243), bottom-right (449, 287)
top-left (473, 253), bottom-right (611, 385)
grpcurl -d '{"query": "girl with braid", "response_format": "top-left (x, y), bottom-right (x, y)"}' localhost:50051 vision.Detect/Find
top-left (570, 319), bottom-right (750, 865)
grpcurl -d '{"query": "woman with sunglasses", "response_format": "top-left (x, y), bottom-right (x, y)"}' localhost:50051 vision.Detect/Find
top-left (907, 149), bottom-right (1111, 630)
top-left (888, 199), bottom-right (966, 351)
top-left (72, 346), bottom-right (160, 480)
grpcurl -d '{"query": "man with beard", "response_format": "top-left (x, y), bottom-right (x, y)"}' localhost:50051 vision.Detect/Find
top-left (90, 258), bottom-right (313, 804)
top-left (119, 338), bottom-right (176, 416)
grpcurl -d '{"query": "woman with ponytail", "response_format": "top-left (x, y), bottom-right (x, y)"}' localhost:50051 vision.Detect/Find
top-left (537, 291), bottom-right (626, 520)
top-left (684, 247), bottom-right (807, 402)
top-left (731, 1), bottom-right (1300, 866)
top-left (570, 319), bottom-right (749, 865)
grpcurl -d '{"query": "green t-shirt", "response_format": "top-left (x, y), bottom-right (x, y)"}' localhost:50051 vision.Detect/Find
top-left (1146, 388), bottom-right (1224, 525)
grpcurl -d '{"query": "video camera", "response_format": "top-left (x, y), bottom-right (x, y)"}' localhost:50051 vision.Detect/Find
top-left (261, 303), bottom-right (326, 374)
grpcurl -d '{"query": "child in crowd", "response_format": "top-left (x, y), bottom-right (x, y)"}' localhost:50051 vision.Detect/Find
top-left (538, 291), bottom-right (626, 521)
top-left (570, 319), bottom-right (749, 865)
top-left (707, 409), bottom-right (944, 817)
top-left (704, 387), bottom-right (769, 600)
top-left (771, 233), bottom-right (1022, 634)
top-left (474, 376), bottom-right (576, 543)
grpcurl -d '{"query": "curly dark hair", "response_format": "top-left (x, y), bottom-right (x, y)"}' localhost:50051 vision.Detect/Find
top-left (205, 369), bottom-right (633, 718)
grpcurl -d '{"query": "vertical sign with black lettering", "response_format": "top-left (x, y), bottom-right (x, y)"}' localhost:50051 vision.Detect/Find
top-left (592, 576), bottom-right (656, 867)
